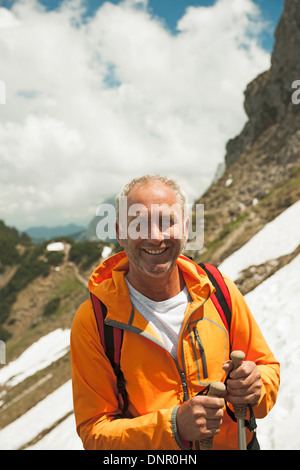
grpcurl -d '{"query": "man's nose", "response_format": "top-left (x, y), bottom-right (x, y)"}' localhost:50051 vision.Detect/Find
top-left (149, 222), bottom-right (165, 243)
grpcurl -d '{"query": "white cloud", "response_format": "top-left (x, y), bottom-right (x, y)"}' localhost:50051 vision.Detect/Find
top-left (0, 0), bottom-right (270, 229)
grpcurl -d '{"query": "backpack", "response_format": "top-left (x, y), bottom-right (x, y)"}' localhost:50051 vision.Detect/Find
top-left (90, 262), bottom-right (231, 415)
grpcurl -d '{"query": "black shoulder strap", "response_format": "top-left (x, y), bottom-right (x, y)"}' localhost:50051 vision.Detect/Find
top-left (90, 293), bottom-right (128, 415)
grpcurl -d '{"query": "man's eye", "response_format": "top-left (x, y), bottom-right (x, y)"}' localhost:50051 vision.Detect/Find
top-left (160, 213), bottom-right (176, 228)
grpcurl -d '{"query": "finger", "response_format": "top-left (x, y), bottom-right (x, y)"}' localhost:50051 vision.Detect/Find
top-left (205, 414), bottom-right (223, 429)
top-left (198, 426), bottom-right (221, 441)
top-left (230, 377), bottom-right (256, 395)
top-left (226, 376), bottom-right (252, 392)
top-left (204, 407), bottom-right (224, 420)
top-left (195, 395), bottom-right (225, 409)
top-left (206, 413), bottom-right (223, 425)
top-left (198, 418), bottom-right (222, 438)
top-left (228, 361), bottom-right (258, 380)
top-left (205, 422), bottom-right (223, 435)
top-left (227, 393), bottom-right (256, 405)
top-left (222, 360), bottom-right (233, 375)
top-left (227, 371), bottom-right (261, 394)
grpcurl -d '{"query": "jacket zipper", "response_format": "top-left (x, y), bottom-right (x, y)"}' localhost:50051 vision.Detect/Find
top-left (104, 291), bottom-right (210, 404)
top-left (104, 318), bottom-right (190, 401)
top-left (178, 291), bottom-right (211, 400)
top-left (192, 327), bottom-right (208, 379)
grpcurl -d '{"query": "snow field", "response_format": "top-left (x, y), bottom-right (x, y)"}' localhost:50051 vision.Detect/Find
top-left (245, 254), bottom-right (300, 450)
top-left (0, 328), bottom-right (70, 388)
top-left (218, 200), bottom-right (300, 280)
top-left (0, 380), bottom-right (82, 450)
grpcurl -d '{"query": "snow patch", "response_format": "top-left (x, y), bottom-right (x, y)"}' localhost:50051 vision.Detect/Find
top-left (0, 329), bottom-right (70, 387)
top-left (219, 200), bottom-right (300, 280)
top-left (0, 380), bottom-right (81, 450)
top-left (101, 246), bottom-right (112, 259)
top-left (46, 242), bottom-right (65, 251)
top-left (245, 254), bottom-right (300, 450)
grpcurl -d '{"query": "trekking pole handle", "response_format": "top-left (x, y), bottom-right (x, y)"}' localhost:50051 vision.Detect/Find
top-left (231, 350), bottom-right (245, 370)
top-left (200, 381), bottom-right (226, 450)
top-left (230, 350), bottom-right (247, 419)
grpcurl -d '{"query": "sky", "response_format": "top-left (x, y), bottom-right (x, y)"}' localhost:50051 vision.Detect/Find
top-left (0, 0), bottom-right (284, 230)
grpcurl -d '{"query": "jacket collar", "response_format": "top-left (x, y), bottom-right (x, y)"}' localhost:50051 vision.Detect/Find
top-left (89, 251), bottom-right (214, 325)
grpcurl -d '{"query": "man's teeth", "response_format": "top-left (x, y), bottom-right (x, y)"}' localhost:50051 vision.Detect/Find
top-left (144, 248), bottom-right (166, 254)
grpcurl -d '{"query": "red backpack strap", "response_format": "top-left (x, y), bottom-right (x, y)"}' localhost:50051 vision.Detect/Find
top-left (90, 293), bottom-right (128, 414)
top-left (198, 263), bottom-right (232, 335)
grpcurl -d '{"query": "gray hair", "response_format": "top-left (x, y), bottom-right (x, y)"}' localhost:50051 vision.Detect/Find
top-left (115, 174), bottom-right (187, 221)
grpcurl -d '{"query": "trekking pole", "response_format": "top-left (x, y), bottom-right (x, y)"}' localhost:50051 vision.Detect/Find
top-left (230, 350), bottom-right (247, 450)
top-left (200, 381), bottom-right (226, 450)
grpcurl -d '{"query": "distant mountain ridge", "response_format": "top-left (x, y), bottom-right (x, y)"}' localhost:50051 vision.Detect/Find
top-left (24, 223), bottom-right (86, 241)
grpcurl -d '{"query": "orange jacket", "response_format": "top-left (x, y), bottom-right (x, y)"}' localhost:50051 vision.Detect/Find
top-left (70, 252), bottom-right (280, 450)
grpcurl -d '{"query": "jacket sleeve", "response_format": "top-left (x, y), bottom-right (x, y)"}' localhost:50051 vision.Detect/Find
top-left (223, 275), bottom-right (280, 419)
top-left (70, 300), bottom-right (188, 450)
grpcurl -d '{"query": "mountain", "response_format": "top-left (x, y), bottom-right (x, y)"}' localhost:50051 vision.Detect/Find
top-left (24, 223), bottom-right (86, 242)
top-left (225, 0), bottom-right (300, 169)
top-left (77, 195), bottom-right (117, 243)
top-left (0, 0), bottom-right (299, 451)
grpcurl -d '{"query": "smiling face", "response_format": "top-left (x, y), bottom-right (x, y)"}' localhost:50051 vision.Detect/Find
top-left (116, 180), bottom-right (189, 280)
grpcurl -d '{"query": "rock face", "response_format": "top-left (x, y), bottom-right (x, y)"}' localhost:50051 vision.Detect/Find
top-left (195, 0), bottom-right (300, 265)
top-left (225, 0), bottom-right (300, 168)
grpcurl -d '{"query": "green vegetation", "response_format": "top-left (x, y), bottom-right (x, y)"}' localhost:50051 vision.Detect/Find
top-left (207, 212), bottom-right (250, 249)
top-left (43, 297), bottom-right (61, 317)
top-left (54, 275), bottom-right (83, 298)
top-left (197, 211), bottom-right (250, 263)
top-left (0, 220), bottom-right (31, 272)
top-left (0, 221), bottom-right (67, 341)
top-left (256, 165), bottom-right (300, 214)
top-left (0, 245), bottom-right (50, 340)
top-left (42, 274), bottom-right (87, 320)
top-left (69, 240), bottom-right (104, 269)
top-left (0, 220), bottom-right (103, 341)
top-left (46, 251), bottom-right (64, 266)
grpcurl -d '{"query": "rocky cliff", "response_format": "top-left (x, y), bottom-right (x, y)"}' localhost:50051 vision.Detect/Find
top-left (225, 0), bottom-right (300, 168)
top-left (196, 0), bottom-right (300, 272)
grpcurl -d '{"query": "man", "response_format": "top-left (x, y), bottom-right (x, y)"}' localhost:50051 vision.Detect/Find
top-left (70, 175), bottom-right (280, 450)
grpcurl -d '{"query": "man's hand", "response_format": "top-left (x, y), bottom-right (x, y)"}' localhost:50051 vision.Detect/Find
top-left (176, 394), bottom-right (225, 442)
top-left (223, 360), bottom-right (262, 406)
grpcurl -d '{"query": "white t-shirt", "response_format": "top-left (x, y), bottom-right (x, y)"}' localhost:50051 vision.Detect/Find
top-left (125, 278), bottom-right (191, 359)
